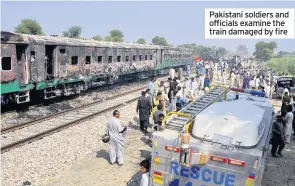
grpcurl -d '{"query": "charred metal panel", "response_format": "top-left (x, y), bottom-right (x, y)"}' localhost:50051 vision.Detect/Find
top-left (1, 44), bottom-right (17, 82)
top-left (36, 45), bottom-right (46, 81)
top-left (15, 44), bottom-right (29, 84)
top-left (83, 47), bottom-right (94, 75)
top-left (29, 45), bottom-right (39, 82)
top-left (112, 48), bottom-right (118, 62)
top-left (59, 46), bottom-right (80, 79)
top-left (57, 45), bottom-right (68, 66)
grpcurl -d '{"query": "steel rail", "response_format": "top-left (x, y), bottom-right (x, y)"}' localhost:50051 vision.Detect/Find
top-left (1, 96), bottom-right (139, 153)
top-left (1, 75), bottom-right (193, 153)
top-left (1, 86), bottom-right (146, 134)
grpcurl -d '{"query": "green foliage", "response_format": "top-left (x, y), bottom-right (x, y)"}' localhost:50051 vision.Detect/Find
top-left (104, 29), bottom-right (124, 42)
top-left (152, 36), bottom-right (169, 46)
top-left (14, 19), bottom-right (44, 35)
top-left (253, 41), bottom-right (277, 62)
top-left (236, 45), bottom-right (248, 56)
top-left (92, 35), bottom-right (103, 41)
top-left (266, 56), bottom-right (295, 75)
top-left (137, 38), bottom-right (146, 44)
top-left (277, 51), bottom-right (295, 57)
top-left (63, 26), bottom-right (82, 38)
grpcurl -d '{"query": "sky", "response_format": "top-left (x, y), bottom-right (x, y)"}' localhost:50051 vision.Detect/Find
top-left (1, 1), bottom-right (295, 53)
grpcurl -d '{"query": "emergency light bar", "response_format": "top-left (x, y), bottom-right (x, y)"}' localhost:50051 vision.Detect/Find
top-left (228, 158), bottom-right (246, 167)
top-left (165, 145), bottom-right (180, 153)
top-left (231, 87), bottom-right (265, 97)
top-left (210, 155), bottom-right (227, 163)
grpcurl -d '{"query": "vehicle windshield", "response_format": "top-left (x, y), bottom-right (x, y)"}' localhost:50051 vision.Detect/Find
top-left (277, 80), bottom-right (293, 87)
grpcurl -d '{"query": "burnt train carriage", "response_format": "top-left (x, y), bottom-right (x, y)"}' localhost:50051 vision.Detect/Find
top-left (1, 31), bottom-right (192, 105)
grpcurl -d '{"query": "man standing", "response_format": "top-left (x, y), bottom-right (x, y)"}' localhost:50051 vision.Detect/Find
top-left (168, 78), bottom-right (177, 103)
top-left (204, 75), bottom-right (211, 89)
top-left (169, 68), bottom-right (175, 80)
top-left (271, 112), bottom-right (286, 158)
top-left (106, 110), bottom-right (127, 166)
top-left (137, 91), bottom-right (152, 133)
top-left (283, 105), bottom-right (294, 144)
top-left (148, 78), bottom-right (155, 99)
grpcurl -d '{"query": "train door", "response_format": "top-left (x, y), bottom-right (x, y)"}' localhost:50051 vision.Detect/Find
top-left (45, 45), bottom-right (56, 80)
top-left (16, 44), bottom-right (29, 84)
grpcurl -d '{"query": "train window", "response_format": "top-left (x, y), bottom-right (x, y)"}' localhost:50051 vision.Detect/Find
top-left (108, 56), bottom-right (112, 63)
top-left (85, 56), bottom-right (91, 64)
top-left (59, 49), bottom-right (65, 55)
top-left (145, 55), bottom-right (148, 60)
top-left (117, 56), bottom-right (121, 62)
top-left (71, 56), bottom-right (78, 65)
top-left (1, 57), bottom-right (12, 71)
top-left (133, 55), bottom-right (136, 61)
top-left (126, 56), bottom-right (129, 62)
top-left (150, 55), bottom-right (153, 60)
top-left (139, 55), bottom-right (142, 61)
top-left (97, 56), bottom-right (103, 63)
top-left (31, 51), bottom-right (36, 62)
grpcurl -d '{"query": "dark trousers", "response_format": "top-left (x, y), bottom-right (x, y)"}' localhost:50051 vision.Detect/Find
top-left (140, 120), bottom-right (149, 130)
top-left (271, 135), bottom-right (285, 155)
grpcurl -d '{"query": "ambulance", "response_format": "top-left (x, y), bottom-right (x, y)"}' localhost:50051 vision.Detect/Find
top-left (150, 85), bottom-right (274, 186)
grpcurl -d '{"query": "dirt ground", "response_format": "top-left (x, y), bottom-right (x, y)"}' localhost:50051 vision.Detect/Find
top-left (261, 100), bottom-right (295, 186)
top-left (43, 98), bottom-right (295, 186)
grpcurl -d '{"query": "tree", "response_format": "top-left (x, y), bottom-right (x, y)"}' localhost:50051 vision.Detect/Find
top-left (92, 35), bottom-right (103, 41)
top-left (236, 45), bottom-right (249, 56)
top-left (63, 26), bottom-right (82, 38)
top-left (152, 36), bottom-right (169, 46)
top-left (137, 38), bottom-right (146, 44)
top-left (266, 56), bottom-right (295, 74)
top-left (253, 41), bottom-right (277, 62)
top-left (217, 47), bottom-right (227, 57)
top-left (14, 19), bottom-right (44, 35)
top-left (104, 29), bottom-right (124, 42)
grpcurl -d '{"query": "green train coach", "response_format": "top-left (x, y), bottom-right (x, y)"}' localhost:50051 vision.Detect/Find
top-left (1, 31), bottom-right (192, 105)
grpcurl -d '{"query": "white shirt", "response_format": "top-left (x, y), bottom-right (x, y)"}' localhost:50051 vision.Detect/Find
top-left (140, 172), bottom-right (150, 186)
top-left (250, 80), bottom-right (255, 88)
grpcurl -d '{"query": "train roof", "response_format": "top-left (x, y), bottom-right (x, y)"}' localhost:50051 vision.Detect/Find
top-left (1, 31), bottom-right (191, 52)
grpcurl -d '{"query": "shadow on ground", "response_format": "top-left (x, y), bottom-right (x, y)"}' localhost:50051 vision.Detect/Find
top-left (96, 149), bottom-right (110, 163)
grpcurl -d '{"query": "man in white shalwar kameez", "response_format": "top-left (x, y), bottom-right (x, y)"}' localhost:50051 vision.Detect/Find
top-left (283, 105), bottom-right (294, 144)
top-left (106, 110), bottom-right (127, 166)
top-left (169, 68), bottom-right (175, 80)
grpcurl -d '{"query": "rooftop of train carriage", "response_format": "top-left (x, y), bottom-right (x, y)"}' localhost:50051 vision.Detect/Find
top-left (1, 31), bottom-right (191, 53)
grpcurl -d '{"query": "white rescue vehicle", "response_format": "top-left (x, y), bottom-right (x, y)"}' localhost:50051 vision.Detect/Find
top-left (150, 85), bottom-right (274, 186)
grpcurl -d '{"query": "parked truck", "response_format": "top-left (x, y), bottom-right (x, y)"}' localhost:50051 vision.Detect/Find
top-left (150, 85), bottom-right (274, 186)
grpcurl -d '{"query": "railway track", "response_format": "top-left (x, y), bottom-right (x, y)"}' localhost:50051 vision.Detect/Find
top-left (1, 87), bottom-right (145, 153)
top-left (1, 73), bottom-right (195, 153)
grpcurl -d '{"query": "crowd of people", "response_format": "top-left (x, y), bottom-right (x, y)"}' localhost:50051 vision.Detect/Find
top-left (103, 57), bottom-right (294, 185)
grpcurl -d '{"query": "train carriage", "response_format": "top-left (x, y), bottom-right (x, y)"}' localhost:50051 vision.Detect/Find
top-left (1, 31), bottom-right (192, 105)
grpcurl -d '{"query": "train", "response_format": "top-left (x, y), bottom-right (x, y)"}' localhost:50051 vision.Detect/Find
top-left (1, 31), bottom-right (192, 105)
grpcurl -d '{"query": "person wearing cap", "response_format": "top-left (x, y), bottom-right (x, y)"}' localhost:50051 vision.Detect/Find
top-left (271, 112), bottom-right (286, 158)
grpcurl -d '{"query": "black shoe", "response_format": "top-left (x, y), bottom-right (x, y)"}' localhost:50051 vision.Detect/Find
top-left (272, 154), bottom-right (278, 158)
top-left (277, 153), bottom-right (283, 157)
